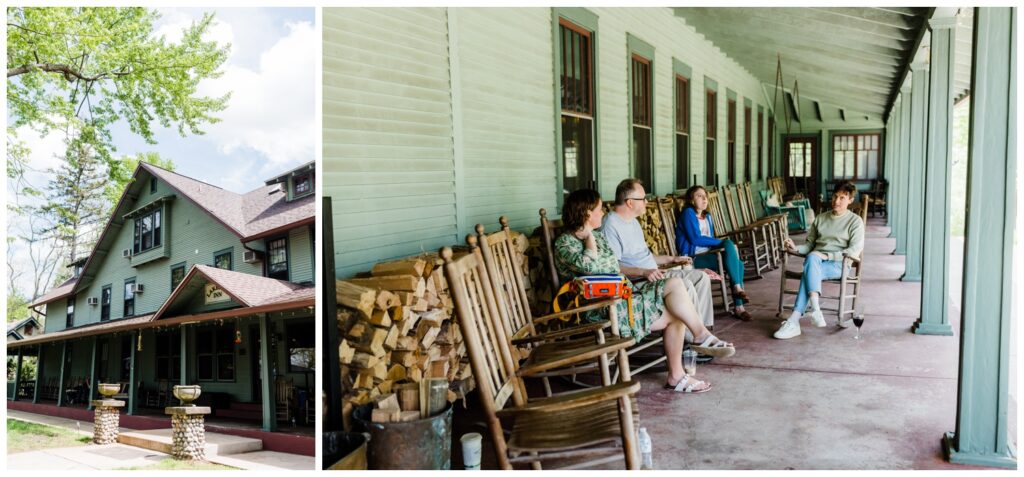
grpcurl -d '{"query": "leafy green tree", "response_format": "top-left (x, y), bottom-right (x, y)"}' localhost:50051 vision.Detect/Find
top-left (104, 151), bottom-right (176, 207)
top-left (6, 7), bottom-right (231, 164)
top-left (6, 288), bottom-right (31, 323)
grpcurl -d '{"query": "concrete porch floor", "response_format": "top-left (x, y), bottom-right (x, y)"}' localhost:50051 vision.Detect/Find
top-left (450, 218), bottom-right (1017, 470)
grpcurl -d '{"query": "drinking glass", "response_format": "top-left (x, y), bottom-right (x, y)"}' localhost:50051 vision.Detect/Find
top-left (683, 349), bottom-right (697, 375)
top-left (853, 314), bottom-right (865, 339)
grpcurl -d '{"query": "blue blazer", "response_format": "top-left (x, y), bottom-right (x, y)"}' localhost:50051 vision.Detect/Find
top-left (675, 207), bottom-right (723, 256)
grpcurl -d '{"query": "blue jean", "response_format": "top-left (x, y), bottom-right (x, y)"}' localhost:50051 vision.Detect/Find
top-left (793, 254), bottom-right (846, 314)
top-left (693, 238), bottom-right (745, 305)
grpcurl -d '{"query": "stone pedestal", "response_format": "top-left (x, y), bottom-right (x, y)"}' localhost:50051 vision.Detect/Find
top-left (91, 399), bottom-right (125, 444)
top-left (165, 406), bottom-right (212, 461)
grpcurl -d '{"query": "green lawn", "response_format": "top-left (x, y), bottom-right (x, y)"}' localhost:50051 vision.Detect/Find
top-left (117, 459), bottom-right (235, 470)
top-left (7, 418), bottom-right (91, 454)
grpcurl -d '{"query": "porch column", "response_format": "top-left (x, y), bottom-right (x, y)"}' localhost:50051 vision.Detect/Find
top-left (901, 60), bottom-right (929, 281)
top-left (942, 7), bottom-right (1016, 468)
top-left (882, 105), bottom-right (895, 224)
top-left (885, 98), bottom-right (903, 228)
top-left (259, 313), bottom-right (277, 432)
top-left (128, 331), bottom-right (138, 415)
top-left (33, 345), bottom-right (42, 403)
top-left (180, 325), bottom-right (187, 387)
top-left (56, 341), bottom-right (67, 407)
top-left (913, 17), bottom-right (958, 335)
top-left (13, 347), bottom-right (24, 401)
top-left (893, 82), bottom-right (912, 255)
top-left (87, 337), bottom-right (98, 410)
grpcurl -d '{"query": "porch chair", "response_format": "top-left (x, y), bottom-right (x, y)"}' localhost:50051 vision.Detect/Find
top-left (868, 179), bottom-right (887, 218)
top-left (276, 377), bottom-right (295, 423)
top-left (777, 249), bottom-right (864, 325)
top-left (656, 196), bottom-right (734, 313)
top-left (738, 182), bottom-right (786, 269)
top-left (760, 189), bottom-right (809, 232)
top-left (714, 186), bottom-right (771, 278)
top-left (537, 209), bottom-right (673, 383)
top-left (477, 220), bottom-right (638, 395)
top-left (441, 245), bottom-right (641, 470)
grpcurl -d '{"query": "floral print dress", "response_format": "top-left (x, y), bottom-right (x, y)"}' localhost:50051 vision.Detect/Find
top-left (553, 231), bottom-right (667, 340)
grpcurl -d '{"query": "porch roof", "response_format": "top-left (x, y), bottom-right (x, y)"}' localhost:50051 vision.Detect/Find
top-left (8, 268), bottom-right (314, 349)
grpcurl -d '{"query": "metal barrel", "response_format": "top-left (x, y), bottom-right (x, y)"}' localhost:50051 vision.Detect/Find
top-left (352, 402), bottom-right (453, 470)
top-left (323, 431), bottom-right (370, 470)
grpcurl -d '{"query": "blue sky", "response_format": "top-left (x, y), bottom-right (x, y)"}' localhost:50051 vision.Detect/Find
top-left (7, 7), bottom-right (316, 298)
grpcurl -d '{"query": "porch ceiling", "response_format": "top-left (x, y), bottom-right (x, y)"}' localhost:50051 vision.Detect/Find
top-left (673, 7), bottom-right (934, 121)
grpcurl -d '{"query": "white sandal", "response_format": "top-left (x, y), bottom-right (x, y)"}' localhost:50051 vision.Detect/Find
top-left (691, 334), bottom-right (736, 358)
top-left (663, 375), bottom-right (712, 393)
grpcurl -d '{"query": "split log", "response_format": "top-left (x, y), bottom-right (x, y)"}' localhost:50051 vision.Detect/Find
top-left (338, 281), bottom-right (375, 318)
top-left (371, 258), bottom-right (427, 278)
top-left (347, 275), bottom-right (426, 296)
top-left (339, 340), bottom-right (355, 364)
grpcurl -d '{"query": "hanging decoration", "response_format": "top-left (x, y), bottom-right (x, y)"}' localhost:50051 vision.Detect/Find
top-left (235, 329), bottom-right (242, 344)
top-left (136, 333), bottom-right (143, 351)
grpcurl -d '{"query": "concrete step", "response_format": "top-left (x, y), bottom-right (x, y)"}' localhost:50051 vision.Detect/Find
top-left (119, 428), bottom-right (263, 456)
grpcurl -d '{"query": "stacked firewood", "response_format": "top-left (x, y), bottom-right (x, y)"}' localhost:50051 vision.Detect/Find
top-left (336, 253), bottom-right (474, 430)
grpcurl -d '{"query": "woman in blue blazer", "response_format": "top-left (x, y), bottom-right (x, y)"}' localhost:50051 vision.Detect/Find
top-left (676, 185), bottom-right (751, 320)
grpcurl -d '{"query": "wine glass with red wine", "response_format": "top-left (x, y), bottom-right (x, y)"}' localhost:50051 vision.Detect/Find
top-left (853, 314), bottom-right (865, 339)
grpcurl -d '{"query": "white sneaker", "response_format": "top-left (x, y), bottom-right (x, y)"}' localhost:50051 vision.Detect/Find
top-left (774, 320), bottom-right (801, 339)
top-left (810, 310), bottom-right (826, 328)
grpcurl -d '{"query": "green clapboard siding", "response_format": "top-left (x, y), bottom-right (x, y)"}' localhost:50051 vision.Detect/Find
top-left (324, 8), bottom-right (457, 278)
top-left (43, 168), bottom-right (308, 333)
top-left (325, 7), bottom-right (792, 278)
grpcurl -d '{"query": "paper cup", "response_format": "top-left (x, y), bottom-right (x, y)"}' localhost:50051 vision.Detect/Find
top-left (461, 432), bottom-right (483, 470)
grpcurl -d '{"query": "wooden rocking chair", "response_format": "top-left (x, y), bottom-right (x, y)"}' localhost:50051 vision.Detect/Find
top-left (477, 220), bottom-right (636, 396)
top-left (708, 187), bottom-right (771, 279)
top-left (441, 245), bottom-right (641, 470)
top-left (537, 209), bottom-right (670, 383)
top-left (276, 377), bottom-right (294, 423)
top-left (777, 249), bottom-right (864, 325)
top-left (655, 197), bottom-right (734, 313)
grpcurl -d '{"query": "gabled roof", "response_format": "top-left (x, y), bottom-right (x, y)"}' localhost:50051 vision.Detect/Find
top-left (29, 161), bottom-right (314, 308)
top-left (153, 264), bottom-right (315, 320)
top-left (7, 316), bottom-right (41, 335)
top-left (29, 277), bottom-right (77, 308)
top-left (142, 162), bottom-right (315, 239)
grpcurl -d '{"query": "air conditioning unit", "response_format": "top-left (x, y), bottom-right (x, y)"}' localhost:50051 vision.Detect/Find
top-left (122, 248), bottom-right (132, 258)
top-left (87, 297), bottom-right (99, 306)
top-left (132, 283), bottom-right (145, 294)
top-left (243, 250), bottom-right (260, 263)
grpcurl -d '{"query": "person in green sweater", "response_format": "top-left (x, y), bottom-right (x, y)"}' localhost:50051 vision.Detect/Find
top-left (774, 181), bottom-right (865, 339)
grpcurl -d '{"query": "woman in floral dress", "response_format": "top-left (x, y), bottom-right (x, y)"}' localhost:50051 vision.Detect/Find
top-left (554, 189), bottom-right (736, 393)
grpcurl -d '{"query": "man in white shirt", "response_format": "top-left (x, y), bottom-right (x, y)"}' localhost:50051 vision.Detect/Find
top-left (601, 179), bottom-right (716, 337)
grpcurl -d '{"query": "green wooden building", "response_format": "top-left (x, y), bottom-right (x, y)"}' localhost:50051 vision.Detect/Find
top-left (324, 7), bottom-right (1015, 468)
top-left (8, 161), bottom-right (316, 435)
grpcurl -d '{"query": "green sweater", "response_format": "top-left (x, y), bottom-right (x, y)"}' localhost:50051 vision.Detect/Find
top-left (797, 210), bottom-right (865, 261)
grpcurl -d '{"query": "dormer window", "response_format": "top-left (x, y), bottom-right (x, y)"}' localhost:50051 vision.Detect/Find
top-left (133, 209), bottom-right (162, 254)
top-left (292, 172), bottom-right (312, 199)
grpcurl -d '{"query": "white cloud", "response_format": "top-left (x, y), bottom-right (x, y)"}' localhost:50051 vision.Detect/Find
top-left (196, 20), bottom-right (315, 174)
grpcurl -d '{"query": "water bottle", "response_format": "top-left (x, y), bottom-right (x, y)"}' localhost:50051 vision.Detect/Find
top-left (638, 427), bottom-right (653, 469)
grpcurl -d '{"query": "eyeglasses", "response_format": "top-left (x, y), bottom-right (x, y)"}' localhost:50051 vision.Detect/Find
top-left (626, 197), bottom-right (648, 203)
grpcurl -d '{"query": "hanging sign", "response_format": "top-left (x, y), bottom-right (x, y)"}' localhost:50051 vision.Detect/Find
top-left (205, 283), bottom-right (230, 304)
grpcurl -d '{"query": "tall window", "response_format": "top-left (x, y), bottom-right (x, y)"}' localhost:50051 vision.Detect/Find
top-left (559, 19), bottom-right (595, 200)
top-left (214, 249), bottom-right (232, 270)
top-left (833, 133), bottom-right (881, 180)
top-left (124, 279), bottom-right (135, 317)
top-left (197, 326), bottom-right (234, 381)
top-left (100, 286), bottom-right (111, 322)
top-left (171, 263), bottom-right (186, 290)
top-left (675, 75), bottom-right (690, 190)
top-left (267, 237), bottom-right (289, 280)
top-left (155, 331), bottom-right (181, 381)
top-left (631, 54), bottom-right (653, 187)
top-left (788, 141), bottom-right (813, 178)
top-left (744, 106), bottom-right (752, 182)
top-left (758, 111), bottom-right (765, 179)
top-left (66, 295), bottom-right (75, 328)
top-left (768, 117), bottom-right (774, 177)
top-left (727, 99), bottom-right (737, 183)
top-left (705, 89), bottom-right (717, 185)
top-left (133, 209), bottom-right (162, 254)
